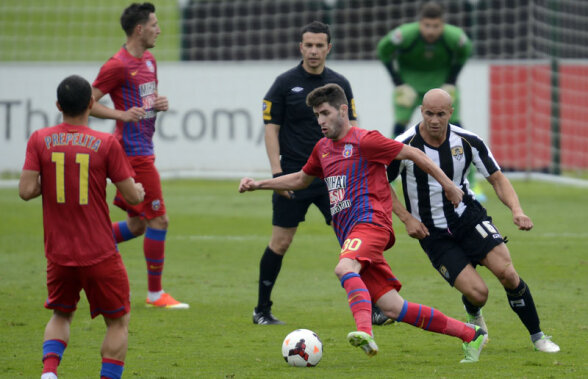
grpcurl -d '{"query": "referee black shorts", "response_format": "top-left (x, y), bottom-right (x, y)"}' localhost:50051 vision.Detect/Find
top-left (418, 205), bottom-right (505, 286)
top-left (272, 185), bottom-right (332, 228)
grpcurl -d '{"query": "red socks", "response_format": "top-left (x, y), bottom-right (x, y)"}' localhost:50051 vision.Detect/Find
top-left (144, 227), bottom-right (166, 292)
top-left (397, 300), bottom-right (475, 342)
top-left (340, 272), bottom-right (372, 335)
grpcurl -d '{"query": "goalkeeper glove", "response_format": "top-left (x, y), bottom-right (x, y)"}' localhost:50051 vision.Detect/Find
top-left (441, 84), bottom-right (457, 103)
top-left (394, 84), bottom-right (417, 108)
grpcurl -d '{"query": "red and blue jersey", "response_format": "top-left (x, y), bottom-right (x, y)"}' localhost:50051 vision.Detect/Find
top-left (93, 46), bottom-right (158, 156)
top-left (303, 127), bottom-right (404, 246)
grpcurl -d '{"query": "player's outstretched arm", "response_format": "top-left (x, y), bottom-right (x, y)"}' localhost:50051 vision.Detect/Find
top-left (239, 171), bottom-right (314, 193)
top-left (90, 87), bottom-right (146, 122)
top-left (19, 170), bottom-right (41, 200)
top-left (486, 171), bottom-right (533, 231)
top-left (396, 145), bottom-right (463, 207)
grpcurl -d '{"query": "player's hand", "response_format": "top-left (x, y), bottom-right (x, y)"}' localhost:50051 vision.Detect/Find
top-left (135, 182), bottom-right (145, 202)
top-left (404, 217), bottom-right (429, 239)
top-left (121, 107), bottom-right (146, 122)
top-left (441, 84), bottom-right (457, 103)
top-left (394, 84), bottom-right (417, 108)
top-left (513, 212), bottom-right (533, 231)
top-left (239, 177), bottom-right (258, 193)
top-left (443, 184), bottom-right (464, 208)
top-left (275, 189), bottom-right (295, 199)
top-left (153, 95), bottom-right (169, 112)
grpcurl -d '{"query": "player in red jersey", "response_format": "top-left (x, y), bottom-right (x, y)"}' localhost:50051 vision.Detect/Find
top-left (90, 2), bottom-right (188, 309)
top-left (239, 83), bottom-right (488, 363)
top-left (20, 75), bottom-right (144, 379)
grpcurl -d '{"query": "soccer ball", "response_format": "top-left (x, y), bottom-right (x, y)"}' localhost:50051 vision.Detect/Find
top-left (281, 329), bottom-right (323, 367)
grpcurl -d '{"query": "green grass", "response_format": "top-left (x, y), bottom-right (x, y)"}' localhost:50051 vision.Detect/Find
top-left (0, 0), bottom-right (180, 61)
top-left (1, 179), bottom-right (587, 378)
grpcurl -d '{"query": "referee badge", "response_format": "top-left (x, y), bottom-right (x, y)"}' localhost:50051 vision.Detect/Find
top-left (451, 146), bottom-right (464, 161)
top-left (343, 144), bottom-right (353, 158)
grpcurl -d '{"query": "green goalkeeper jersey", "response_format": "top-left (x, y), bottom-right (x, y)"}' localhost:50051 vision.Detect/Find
top-left (377, 22), bottom-right (472, 93)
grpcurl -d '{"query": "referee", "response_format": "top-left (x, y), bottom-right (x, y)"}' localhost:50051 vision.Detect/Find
top-left (253, 21), bottom-right (358, 325)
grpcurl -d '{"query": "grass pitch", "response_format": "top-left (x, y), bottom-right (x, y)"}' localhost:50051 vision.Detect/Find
top-left (0, 0), bottom-right (180, 62)
top-left (0, 179), bottom-right (587, 378)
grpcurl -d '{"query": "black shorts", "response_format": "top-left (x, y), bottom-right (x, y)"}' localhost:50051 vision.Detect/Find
top-left (419, 205), bottom-right (505, 286)
top-left (272, 184), bottom-right (331, 228)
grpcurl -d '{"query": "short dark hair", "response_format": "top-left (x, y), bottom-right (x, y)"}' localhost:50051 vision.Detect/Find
top-left (300, 21), bottom-right (331, 43)
top-left (420, 1), bottom-right (444, 19)
top-left (120, 2), bottom-right (155, 36)
top-left (306, 83), bottom-right (348, 110)
top-left (57, 75), bottom-right (92, 117)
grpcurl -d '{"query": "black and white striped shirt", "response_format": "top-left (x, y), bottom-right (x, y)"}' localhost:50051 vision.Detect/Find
top-left (387, 123), bottom-right (500, 230)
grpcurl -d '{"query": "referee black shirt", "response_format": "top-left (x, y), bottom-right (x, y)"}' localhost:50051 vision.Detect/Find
top-left (263, 61), bottom-right (357, 174)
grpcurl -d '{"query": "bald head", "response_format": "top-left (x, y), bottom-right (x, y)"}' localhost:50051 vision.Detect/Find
top-left (419, 88), bottom-right (454, 144)
top-left (422, 88), bottom-right (453, 108)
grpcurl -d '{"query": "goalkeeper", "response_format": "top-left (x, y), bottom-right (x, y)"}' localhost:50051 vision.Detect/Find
top-left (377, 1), bottom-right (471, 137)
top-left (377, 1), bottom-right (484, 199)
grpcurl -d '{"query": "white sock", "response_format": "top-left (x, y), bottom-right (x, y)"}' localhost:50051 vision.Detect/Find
top-left (148, 290), bottom-right (165, 302)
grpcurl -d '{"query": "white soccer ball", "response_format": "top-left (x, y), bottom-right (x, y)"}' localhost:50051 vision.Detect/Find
top-left (282, 329), bottom-right (323, 367)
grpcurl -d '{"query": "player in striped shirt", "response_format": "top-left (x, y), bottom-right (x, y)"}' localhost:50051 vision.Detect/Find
top-left (387, 88), bottom-right (560, 353)
top-left (91, 3), bottom-right (187, 309)
top-left (239, 83), bottom-right (488, 363)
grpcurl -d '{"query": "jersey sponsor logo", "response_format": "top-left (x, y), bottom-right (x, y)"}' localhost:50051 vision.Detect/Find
top-left (325, 175), bottom-right (347, 191)
top-left (343, 144), bottom-right (353, 158)
top-left (291, 86), bottom-right (303, 93)
top-left (139, 81), bottom-right (156, 97)
top-left (151, 199), bottom-right (161, 211)
top-left (331, 200), bottom-right (351, 215)
top-left (325, 175), bottom-right (350, 215)
top-left (146, 60), bottom-right (155, 72)
top-left (262, 100), bottom-right (272, 121)
top-left (451, 145), bottom-right (464, 161)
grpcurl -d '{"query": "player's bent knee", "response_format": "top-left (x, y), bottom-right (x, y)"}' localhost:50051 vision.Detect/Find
top-left (499, 269), bottom-right (520, 289)
top-left (127, 218), bottom-right (147, 236)
top-left (468, 288), bottom-right (489, 306)
top-left (148, 215), bottom-right (169, 230)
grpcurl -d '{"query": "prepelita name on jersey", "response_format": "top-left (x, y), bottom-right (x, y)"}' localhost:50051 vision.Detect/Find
top-left (44, 132), bottom-right (101, 152)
